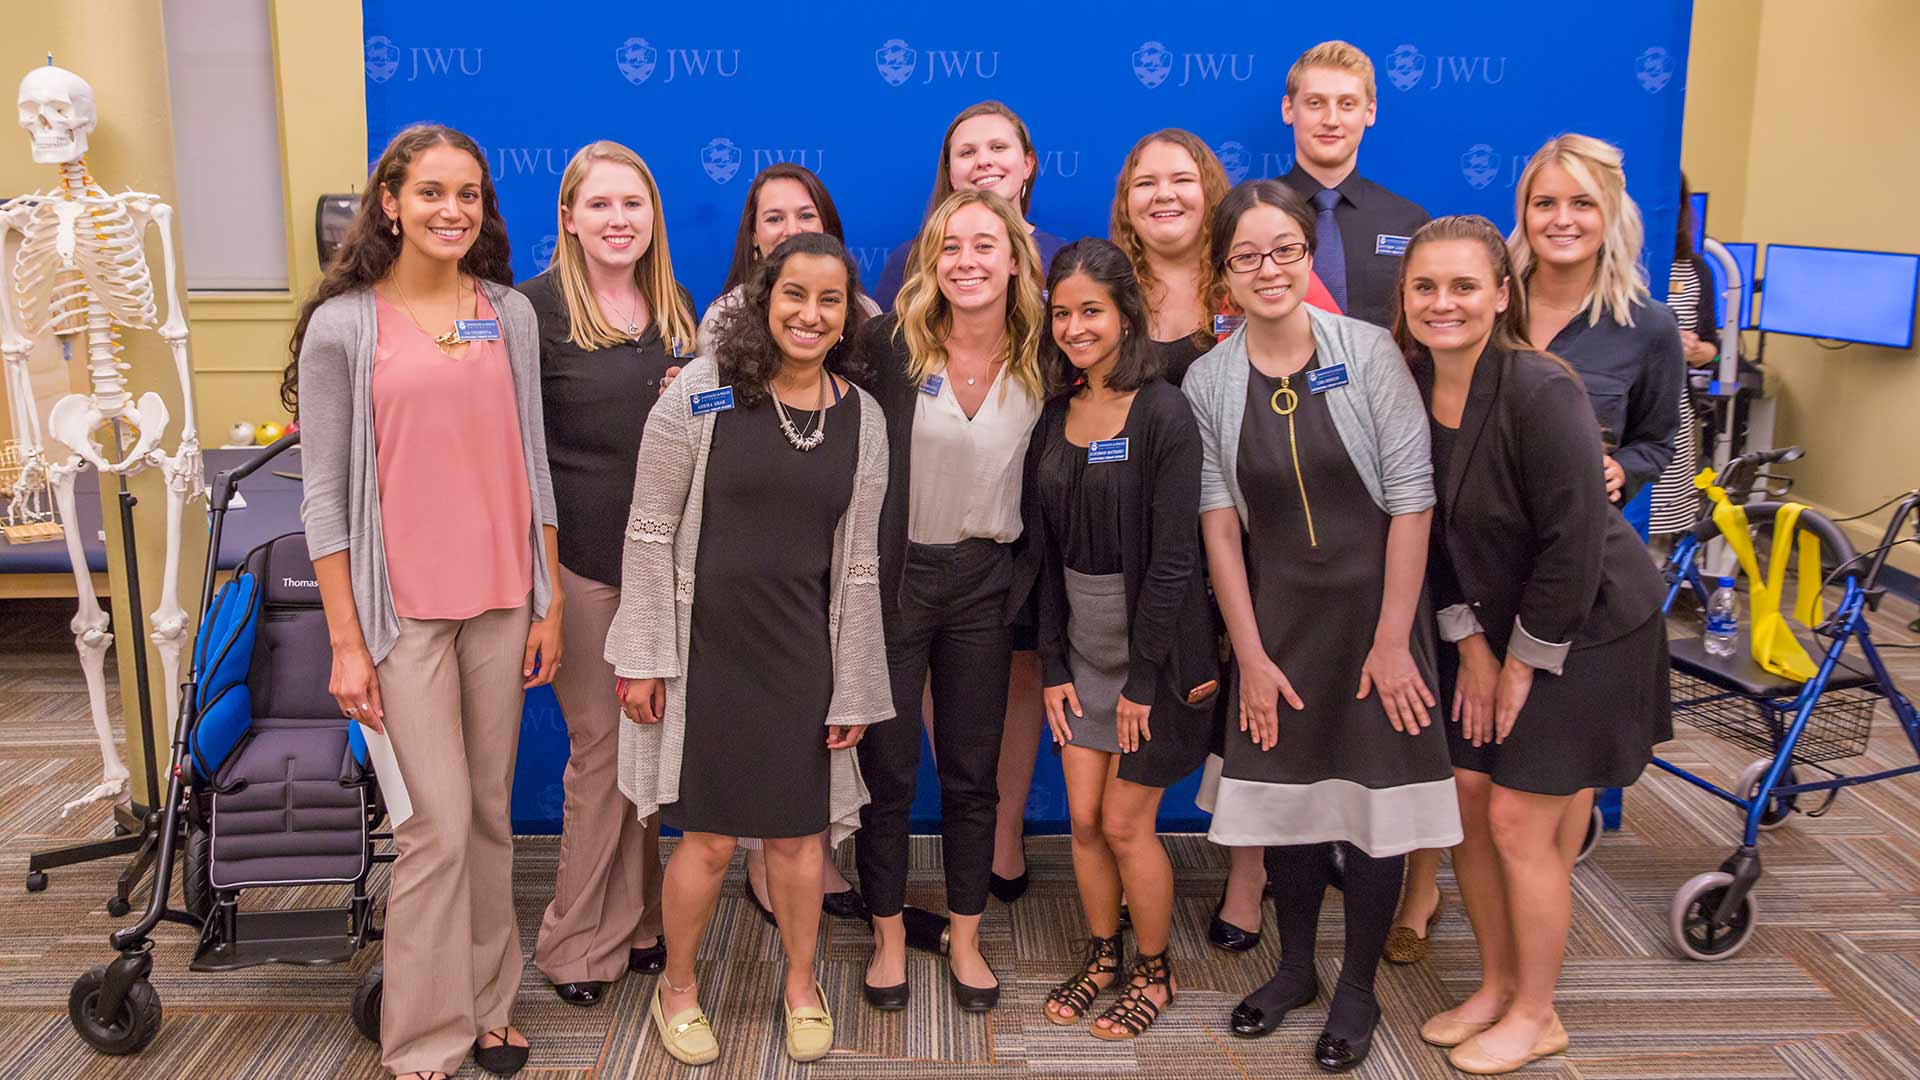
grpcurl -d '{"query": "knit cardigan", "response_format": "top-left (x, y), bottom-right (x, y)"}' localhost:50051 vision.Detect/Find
top-left (604, 356), bottom-right (893, 846)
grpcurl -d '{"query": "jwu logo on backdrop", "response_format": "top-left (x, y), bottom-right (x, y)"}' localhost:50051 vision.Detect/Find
top-left (615, 36), bottom-right (741, 85)
top-left (1131, 41), bottom-right (1256, 89)
top-left (364, 35), bottom-right (484, 83)
top-left (489, 146), bottom-right (575, 178)
top-left (1212, 142), bottom-right (1292, 184)
top-left (874, 38), bottom-right (1001, 86)
top-left (1459, 144), bottom-right (1535, 190)
top-left (1636, 47), bottom-right (1673, 93)
top-left (1383, 44), bottom-right (1507, 91)
top-left (700, 138), bottom-right (827, 184)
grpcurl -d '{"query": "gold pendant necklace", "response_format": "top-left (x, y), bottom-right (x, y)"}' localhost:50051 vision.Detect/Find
top-left (1268, 373), bottom-right (1317, 548)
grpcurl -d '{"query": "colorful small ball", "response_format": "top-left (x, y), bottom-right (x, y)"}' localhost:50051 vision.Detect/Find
top-left (255, 422), bottom-right (285, 445)
top-left (229, 421), bottom-right (256, 446)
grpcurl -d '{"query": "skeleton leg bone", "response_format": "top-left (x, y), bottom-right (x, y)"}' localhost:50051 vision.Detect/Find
top-left (49, 458), bottom-right (129, 815)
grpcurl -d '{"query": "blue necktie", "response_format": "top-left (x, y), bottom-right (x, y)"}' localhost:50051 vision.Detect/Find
top-left (1311, 188), bottom-right (1348, 314)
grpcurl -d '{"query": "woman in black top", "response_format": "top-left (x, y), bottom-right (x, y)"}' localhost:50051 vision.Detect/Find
top-left (1395, 215), bottom-right (1670, 1074)
top-left (1028, 240), bottom-right (1216, 1041)
top-left (521, 141), bottom-right (698, 1009)
top-left (1109, 129), bottom-right (1231, 386)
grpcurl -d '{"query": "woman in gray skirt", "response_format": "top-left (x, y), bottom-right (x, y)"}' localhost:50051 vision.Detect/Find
top-left (1030, 239), bottom-right (1219, 1041)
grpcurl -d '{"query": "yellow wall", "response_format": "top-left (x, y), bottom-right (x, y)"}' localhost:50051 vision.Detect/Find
top-left (1685, 2), bottom-right (1920, 574)
top-left (1, 1), bottom-right (365, 800)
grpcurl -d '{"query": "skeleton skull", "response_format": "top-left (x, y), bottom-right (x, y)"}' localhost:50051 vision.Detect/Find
top-left (17, 65), bottom-right (96, 165)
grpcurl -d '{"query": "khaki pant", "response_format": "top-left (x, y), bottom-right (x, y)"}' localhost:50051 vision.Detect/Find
top-left (533, 567), bottom-right (663, 984)
top-left (376, 600), bottom-right (531, 1077)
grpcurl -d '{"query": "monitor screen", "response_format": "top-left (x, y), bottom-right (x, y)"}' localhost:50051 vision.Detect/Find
top-left (1758, 245), bottom-right (1920, 348)
top-left (1689, 191), bottom-right (1708, 254)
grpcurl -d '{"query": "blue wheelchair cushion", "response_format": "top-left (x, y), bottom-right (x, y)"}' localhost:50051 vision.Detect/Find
top-left (190, 571), bottom-right (262, 781)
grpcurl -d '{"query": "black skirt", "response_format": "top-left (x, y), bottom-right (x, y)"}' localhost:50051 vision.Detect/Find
top-left (664, 390), bottom-right (859, 838)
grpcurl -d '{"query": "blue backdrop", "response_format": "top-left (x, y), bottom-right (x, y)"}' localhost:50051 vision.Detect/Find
top-left (361, 1), bottom-right (1694, 833)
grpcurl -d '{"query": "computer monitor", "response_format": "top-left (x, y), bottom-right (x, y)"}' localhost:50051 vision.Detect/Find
top-left (1689, 191), bottom-right (1708, 254)
top-left (1757, 244), bottom-right (1920, 348)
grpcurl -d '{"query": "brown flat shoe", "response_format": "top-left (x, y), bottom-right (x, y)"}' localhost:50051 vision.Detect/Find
top-left (1448, 1014), bottom-right (1568, 1075)
top-left (1383, 896), bottom-right (1443, 965)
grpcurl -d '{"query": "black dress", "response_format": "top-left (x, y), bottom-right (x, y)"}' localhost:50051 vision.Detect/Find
top-left (1152, 335), bottom-right (1210, 388)
top-left (1206, 358), bottom-right (1458, 856)
top-left (664, 388), bottom-right (860, 838)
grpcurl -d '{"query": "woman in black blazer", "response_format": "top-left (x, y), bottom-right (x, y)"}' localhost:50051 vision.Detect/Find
top-left (1027, 239), bottom-right (1217, 1041)
top-left (1393, 216), bottom-right (1670, 1075)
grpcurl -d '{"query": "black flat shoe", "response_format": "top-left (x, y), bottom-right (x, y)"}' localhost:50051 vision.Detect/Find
top-left (1228, 979), bottom-right (1318, 1039)
top-left (824, 887), bottom-right (872, 924)
top-left (473, 1027), bottom-right (530, 1076)
top-left (902, 905), bottom-right (951, 955)
top-left (988, 870), bottom-right (1029, 903)
top-left (552, 980), bottom-right (604, 1007)
top-left (1314, 1001), bottom-right (1380, 1071)
top-left (1209, 895), bottom-right (1262, 953)
top-left (628, 938), bottom-right (665, 975)
top-left (745, 886), bottom-right (778, 927)
top-left (949, 966), bottom-right (1000, 1012)
top-left (864, 978), bottom-right (909, 1011)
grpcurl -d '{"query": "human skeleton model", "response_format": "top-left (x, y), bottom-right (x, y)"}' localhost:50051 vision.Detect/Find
top-left (1, 64), bottom-right (203, 814)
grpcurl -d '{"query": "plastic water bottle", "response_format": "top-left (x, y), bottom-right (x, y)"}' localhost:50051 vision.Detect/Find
top-left (1705, 576), bottom-right (1739, 657)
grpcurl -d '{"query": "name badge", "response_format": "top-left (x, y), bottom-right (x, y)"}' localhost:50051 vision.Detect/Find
top-left (689, 386), bottom-right (735, 416)
top-left (919, 374), bottom-right (944, 396)
top-left (1306, 364), bottom-right (1351, 394)
top-left (1374, 234), bottom-right (1411, 256)
top-left (1087, 437), bottom-right (1129, 463)
top-left (452, 318), bottom-right (501, 341)
top-left (1212, 314), bottom-right (1245, 337)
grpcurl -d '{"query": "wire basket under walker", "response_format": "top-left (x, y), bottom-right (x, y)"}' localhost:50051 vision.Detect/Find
top-left (1669, 669), bottom-right (1877, 765)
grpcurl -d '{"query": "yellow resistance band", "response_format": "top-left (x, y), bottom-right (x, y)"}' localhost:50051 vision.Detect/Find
top-left (1693, 468), bottom-right (1826, 682)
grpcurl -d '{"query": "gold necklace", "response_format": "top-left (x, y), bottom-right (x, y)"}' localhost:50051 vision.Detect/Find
top-left (1266, 370), bottom-right (1317, 548)
top-left (393, 275), bottom-right (471, 357)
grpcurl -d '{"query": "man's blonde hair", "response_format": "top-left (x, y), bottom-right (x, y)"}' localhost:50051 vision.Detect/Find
top-left (1286, 40), bottom-right (1376, 102)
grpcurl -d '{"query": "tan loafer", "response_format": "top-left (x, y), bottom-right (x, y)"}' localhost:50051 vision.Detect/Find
top-left (1447, 1014), bottom-right (1568, 1075)
top-left (650, 983), bottom-right (719, 1066)
top-left (1420, 1007), bottom-right (1496, 1047)
top-left (1384, 897), bottom-right (1443, 964)
top-left (782, 980), bottom-right (834, 1063)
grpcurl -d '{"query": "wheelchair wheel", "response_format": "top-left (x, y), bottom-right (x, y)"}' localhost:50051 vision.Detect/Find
top-left (1736, 760), bottom-right (1798, 831)
top-left (69, 966), bottom-right (162, 1055)
top-left (181, 825), bottom-right (213, 921)
top-left (351, 966), bottom-right (383, 1043)
top-left (1669, 871), bottom-right (1758, 961)
top-left (1575, 804), bottom-right (1604, 865)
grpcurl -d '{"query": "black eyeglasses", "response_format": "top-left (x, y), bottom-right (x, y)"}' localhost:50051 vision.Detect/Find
top-left (1224, 243), bottom-right (1310, 273)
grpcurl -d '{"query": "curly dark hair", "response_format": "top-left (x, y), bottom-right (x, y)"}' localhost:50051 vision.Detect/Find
top-left (1040, 238), bottom-right (1163, 394)
top-left (708, 232), bottom-right (870, 406)
top-left (281, 124), bottom-right (513, 415)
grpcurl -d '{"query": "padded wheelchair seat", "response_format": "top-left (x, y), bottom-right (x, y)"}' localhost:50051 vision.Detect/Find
top-left (208, 718), bottom-right (369, 891)
top-left (1670, 628), bottom-right (1877, 698)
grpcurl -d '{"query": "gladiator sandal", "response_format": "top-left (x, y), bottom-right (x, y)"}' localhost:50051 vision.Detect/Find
top-left (1044, 933), bottom-right (1123, 1025)
top-left (1090, 950), bottom-right (1175, 1041)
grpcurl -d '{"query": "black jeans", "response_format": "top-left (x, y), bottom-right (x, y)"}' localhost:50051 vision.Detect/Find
top-left (856, 539), bottom-right (1014, 918)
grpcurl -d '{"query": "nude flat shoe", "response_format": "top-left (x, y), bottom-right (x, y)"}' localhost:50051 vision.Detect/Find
top-left (1419, 1006), bottom-right (1496, 1047)
top-left (782, 980), bottom-right (834, 1063)
top-left (1447, 1014), bottom-right (1568, 1075)
top-left (650, 984), bottom-right (719, 1066)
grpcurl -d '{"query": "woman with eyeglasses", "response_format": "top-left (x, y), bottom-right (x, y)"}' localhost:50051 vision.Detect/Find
top-left (1181, 179), bottom-right (1460, 1072)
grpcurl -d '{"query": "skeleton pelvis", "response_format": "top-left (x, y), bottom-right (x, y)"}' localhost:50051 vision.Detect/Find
top-left (47, 391), bottom-right (168, 472)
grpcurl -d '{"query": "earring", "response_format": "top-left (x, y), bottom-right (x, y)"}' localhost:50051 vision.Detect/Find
top-left (390, 219), bottom-right (399, 237)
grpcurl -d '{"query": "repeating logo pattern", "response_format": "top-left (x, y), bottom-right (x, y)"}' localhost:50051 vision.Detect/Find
top-left (876, 38), bottom-right (917, 86)
top-left (1386, 44), bottom-right (1427, 91)
top-left (531, 234), bottom-right (560, 269)
top-left (1132, 41), bottom-right (1173, 88)
top-left (701, 137), bottom-right (744, 183)
top-left (616, 37), bottom-right (659, 85)
top-left (1460, 143), bottom-right (1500, 189)
top-left (1636, 46), bottom-right (1673, 93)
top-left (1215, 141), bottom-right (1252, 184)
top-left (365, 35), bottom-right (400, 84)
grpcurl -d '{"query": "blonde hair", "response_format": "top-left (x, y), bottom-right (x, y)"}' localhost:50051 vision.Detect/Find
top-left (1286, 40), bottom-right (1376, 102)
top-left (1109, 129), bottom-right (1230, 347)
top-left (1507, 133), bottom-right (1650, 328)
top-left (893, 189), bottom-right (1046, 400)
top-left (550, 141), bottom-right (698, 352)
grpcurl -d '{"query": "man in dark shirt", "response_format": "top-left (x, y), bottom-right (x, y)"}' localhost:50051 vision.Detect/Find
top-left (1278, 41), bottom-right (1430, 329)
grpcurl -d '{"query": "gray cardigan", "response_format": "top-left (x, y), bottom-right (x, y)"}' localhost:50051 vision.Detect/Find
top-left (605, 357), bottom-right (892, 846)
top-left (1182, 304), bottom-right (1435, 524)
top-left (296, 282), bottom-right (559, 663)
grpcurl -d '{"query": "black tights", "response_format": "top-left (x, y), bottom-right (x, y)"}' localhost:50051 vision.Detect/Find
top-left (1244, 842), bottom-right (1404, 1038)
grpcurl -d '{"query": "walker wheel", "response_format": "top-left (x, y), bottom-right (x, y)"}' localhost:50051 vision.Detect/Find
top-left (106, 897), bottom-right (131, 918)
top-left (68, 966), bottom-right (162, 1055)
top-left (1737, 760), bottom-right (1798, 831)
top-left (26, 871), bottom-right (47, 893)
top-left (1575, 804), bottom-right (1604, 864)
top-left (1669, 871), bottom-right (1758, 961)
top-left (351, 966), bottom-right (384, 1043)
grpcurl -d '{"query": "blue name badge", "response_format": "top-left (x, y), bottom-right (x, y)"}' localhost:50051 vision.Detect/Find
top-left (1374, 234), bottom-right (1411, 257)
top-left (919, 374), bottom-right (944, 396)
top-left (1212, 314), bottom-right (1245, 336)
top-left (689, 386), bottom-right (735, 416)
top-left (1087, 437), bottom-right (1129, 464)
top-left (1306, 364), bottom-right (1351, 394)
top-left (453, 318), bottom-right (502, 341)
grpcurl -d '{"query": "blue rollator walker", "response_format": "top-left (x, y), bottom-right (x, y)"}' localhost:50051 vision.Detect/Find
top-left (1650, 445), bottom-right (1920, 960)
top-left (67, 432), bottom-right (394, 1055)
